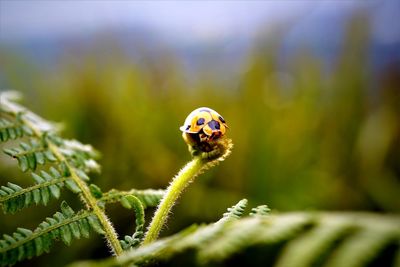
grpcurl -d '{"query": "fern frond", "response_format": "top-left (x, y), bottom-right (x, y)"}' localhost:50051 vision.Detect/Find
top-left (119, 196), bottom-right (145, 250)
top-left (323, 214), bottom-right (400, 267)
top-left (0, 201), bottom-right (105, 266)
top-left (1, 91), bottom-right (100, 175)
top-left (2, 135), bottom-right (100, 174)
top-left (99, 189), bottom-right (165, 209)
top-left (70, 212), bottom-right (400, 267)
top-left (274, 215), bottom-right (354, 267)
top-left (53, 137), bottom-right (101, 173)
top-left (1, 91), bottom-right (61, 134)
top-left (1, 91), bottom-right (123, 255)
top-left (201, 212), bottom-right (311, 263)
top-left (3, 138), bottom-right (56, 172)
top-left (249, 205), bottom-right (271, 217)
top-left (0, 166), bottom-right (83, 214)
top-left (216, 198), bottom-right (248, 224)
top-left (0, 117), bottom-right (33, 142)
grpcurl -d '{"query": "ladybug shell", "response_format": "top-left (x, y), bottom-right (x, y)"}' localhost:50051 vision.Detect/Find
top-left (179, 107), bottom-right (228, 139)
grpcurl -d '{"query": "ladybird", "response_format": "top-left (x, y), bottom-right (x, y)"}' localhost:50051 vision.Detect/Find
top-left (180, 107), bottom-right (228, 145)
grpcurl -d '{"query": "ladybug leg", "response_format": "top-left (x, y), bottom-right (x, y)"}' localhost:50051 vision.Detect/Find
top-left (210, 131), bottom-right (221, 141)
top-left (199, 133), bottom-right (208, 142)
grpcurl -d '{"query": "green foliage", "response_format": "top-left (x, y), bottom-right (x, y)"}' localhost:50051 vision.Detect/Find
top-left (217, 198), bottom-right (248, 224)
top-left (0, 117), bottom-right (33, 142)
top-left (0, 201), bottom-right (103, 267)
top-left (3, 138), bottom-right (57, 172)
top-left (0, 166), bottom-right (72, 214)
top-left (0, 92), bottom-right (95, 217)
top-left (98, 188), bottom-right (165, 209)
top-left (249, 205), bottom-right (271, 217)
top-left (1, 14), bottom-right (400, 266)
top-left (119, 195), bottom-right (145, 250)
top-left (0, 91), bottom-right (164, 265)
top-left (71, 211), bottom-right (400, 267)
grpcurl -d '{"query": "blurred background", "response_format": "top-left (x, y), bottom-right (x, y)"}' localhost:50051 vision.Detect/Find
top-left (1, 0), bottom-right (399, 265)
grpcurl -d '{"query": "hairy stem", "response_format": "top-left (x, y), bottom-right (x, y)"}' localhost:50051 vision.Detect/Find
top-left (20, 115), bottom-right (123, 255)
top-left (142, 157), bottom-right (204, 245)
top-left (48, 143), bottom-right (123, 255)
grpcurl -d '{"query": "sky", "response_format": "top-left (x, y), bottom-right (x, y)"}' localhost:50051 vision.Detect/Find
top-left (0, 0), bottom-right (399, 74)
top-left (1, 1), bottom-right (388, 43)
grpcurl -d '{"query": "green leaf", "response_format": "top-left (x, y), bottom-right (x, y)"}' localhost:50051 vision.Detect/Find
top-left (17, 156), bottom-right (29, 172)
top-left (3, 148), bottom-right (15, 157)
top-left (89, 184), bottom-right (103, 199)
top-left (1, 129), bottom-right (9, 141)
top-left (119, 195), bottom-right (145, 250)
top-left (60, 226), bottom-right (72, 246)
top-left (217, 199), bottom-right (248, 224)
top-left (75, 169), bottom-right (90, 181)
top-left (7, 183), bottom-right (22, 192)
top-left (249, 205), bottom-right (271, 217)
top-left (0, 201), bottom-right (102, 266)
top-left (27, 153), bottom-right (37, 171)
top-left (74, 212), bottom-right (400, 267)
top-left (35, 151), bottom-right (45, 165)
top-left (0, 169), bottom-right (71, 214)
top-left (61, 201), bottom-right (75, 217)
top-left (40, 170), bottom-right (53, 181)
top-left (79, 219), bottom-right (91, 238)
top-left (40, 188), bottom-right (50, 205)
top-left (19, 142), bottom-right (31, 151)
top-left (44, 150), bottom-right (57, 162)
top-left (31, 173), bottom-right (44, 183)
top-left (65, 180), bottom-right (81, 193)
top-left (49, 167), bottom-right (61, 178)
top-left (87, 215), bottom-right (105, 235)
top-left (33, 237), bottom-right (43, 256)
top-left (8, 128), bottom-right (16, 139)
top-left (24, 191), bottom-right (32, 206)
top-left (59, 162), bottom-right (70, 177)
top-left (49, 185), bottom-right (61, 199)
top-left (69, 222), bottom-right (81, 240)
top-left (120, 197), bottom-right (132, 209)
top-left (32, 189), bottom-right (41, 205)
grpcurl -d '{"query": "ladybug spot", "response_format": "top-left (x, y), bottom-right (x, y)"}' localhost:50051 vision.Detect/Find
top-left (196, 118), bottom-right (205, 125)
top-left (208, 120), bottom-right (220, 130)
top-left (218, 116), bottom-right (226, 123)
top-left (186, 125), bottom-right (191, 130)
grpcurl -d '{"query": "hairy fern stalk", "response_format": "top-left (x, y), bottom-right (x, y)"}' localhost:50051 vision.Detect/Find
top-left (0, 91), bottom-right (164, 266)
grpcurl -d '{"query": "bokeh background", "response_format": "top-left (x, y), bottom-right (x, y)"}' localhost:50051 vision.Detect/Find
top-left (1, 1), bottom-right (399, 266)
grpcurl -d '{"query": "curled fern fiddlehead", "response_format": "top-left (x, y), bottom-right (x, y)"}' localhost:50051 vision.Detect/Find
top-left (119, 195), bottom-right (145, 250)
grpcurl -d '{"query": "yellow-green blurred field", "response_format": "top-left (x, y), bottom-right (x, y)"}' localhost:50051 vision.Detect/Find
top-left (1, 12), bottom-right (399, 266)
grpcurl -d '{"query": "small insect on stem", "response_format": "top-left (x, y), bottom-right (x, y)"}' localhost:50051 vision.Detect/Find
top-left (180, 107), bottom-right (230, 159)
top-left (142, 107), bottom-right (232, 245)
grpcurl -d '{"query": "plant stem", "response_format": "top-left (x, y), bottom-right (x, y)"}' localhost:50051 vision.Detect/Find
top-left (142, 157), bottom-right (204, 245)
top-left (49, 143), bottom-right (124, 255)
top-left (21, 117), bottom-right (124, 255)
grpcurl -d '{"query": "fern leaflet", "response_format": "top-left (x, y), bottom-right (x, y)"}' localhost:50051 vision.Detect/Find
top-left (0, 117), bottom-right (33, 142)
top-left (69, 212), bottom-right (400, 267)
top-left (0, 166), bottom-right (84, 214)
top-left (0, 201), bottom-right (104, 266)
